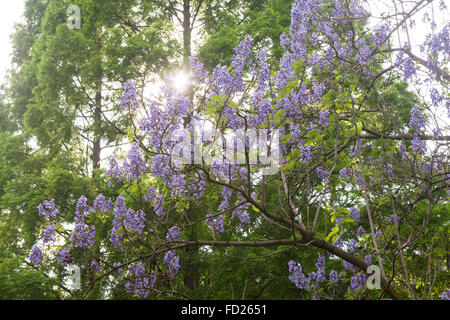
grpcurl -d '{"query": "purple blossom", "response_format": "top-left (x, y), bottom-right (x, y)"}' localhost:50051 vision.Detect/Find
top-left (288, 260), bottom-right (309, 290)
top-left (164, 250), bottom-right (180, 278)
top-left (329, 270), bottom-right (339, 284)
top-left (430, 88), bottom-right (444, 107)
top-left (343, 260), bottom-right (357, 272)
top-left (300, 145), bottom-right (312, 162)
top-left (206, 214), bottom-right (225, 234)
top-left (92, 194), bottom-right (112, 213)
top-left (339, 167), bottom-right (352, 179)
top-left (107, 156), bottom-right (122, 185)
top-left (334, 238), bottom-right (344, 249)
top-left (432, 128), bottom-right (441, 139)
top-left (370, 24), bottom-right (389, 46)
top-left (347, 239), bottom-right (359, 254)
top-left (37, 199), bottom-right (58, 220)
top-left (348, 145), bottom-right (359, 157)
top-left (355, 175), bottom-right (364, 187)
top-left (154, 194), bottom-right (165, 216)
top-left (110, 195), bottom-right (127, 248)
top-left (356, 225), bottom-right (365, 237)
top-left (315, 254), bottom-right (326, 283)
top-left (389, 213), bottom-right (399, 225)
top-left (280, 32), bottom-right (291, 50)
top-left (375, 229), bottom-right (382, 239)
top-left (316, 167), bottom-right (330, 181)
top-left (166, 226), bottom-right (181, 241)
top-left (349, 275), bottom-right (363, 291)
top-left (409, 107), bottom-right (425, 130)
top-left (364, 254), bottom-right (373, 265)
top-left (189, 56), bottom-right (208, 83)
top-left (119, 80), bottom-right (139, 111)
top-left (125, 262), bottom-right (153, 298)
top-left (440, 290), bottom-right (450, 300)
top-left (349, 207), bottom-right (360, 222)
top-left (71, 222), bottom-right (96, 249)
top-left (90, 261), bottom-right (101, 273)
top-left (123, 209), bottom-right (146, 233)
top-left (233, 207), bottom-right (251, 225)
top-left (75, 195), bottom-right (90, 222)
top-left (29, 245), bottom-right (43, 267)
top-left (122, 142), bottom-right (147, 180)
top-left (402, 57), bottom-right (417, 82)
top-left (399, 144), bottom-right (409, 162)
top-left (356, 40), bottom-right (371, 65)
top-left (144, 186), bottom-right (156, 203)
top-left (318, 110), bottom-right (330, 127)
top-left (56, 247), bottom-right (74, 266)
top-left (43, 225), bottom-right (56, 244)
top-left (412, 136), bottom-right (426, 155)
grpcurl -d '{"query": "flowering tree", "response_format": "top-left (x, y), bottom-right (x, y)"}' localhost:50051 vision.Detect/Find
top-left (30, 0), bottom-right (449, 300)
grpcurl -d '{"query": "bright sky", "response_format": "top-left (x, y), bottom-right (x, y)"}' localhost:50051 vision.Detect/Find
top-left (0, 0), bottom-right (25, 82)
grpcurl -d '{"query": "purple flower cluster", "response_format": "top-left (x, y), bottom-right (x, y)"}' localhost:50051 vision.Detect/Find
top-left (409, 107), bottom-right (425, 130)
top-left (389, 213), bottom-right (399, 225)
top-left (71, 222), bottom-right (96, 249)
top-left (233, 207), bottom-right (251, 225)
top-left (29, 245), bottom-right (43, 267)
top-left (154, 194), bottom-right (165, 216)
top-left (355, 39), bottom-right (371, 65)
top-left (119, 80), bottom-right (139, 111)
top-left (107, 143), bottom-right (147, 183)
top-left (110, 195), bottom-right (146, 248)
top-left (316, 167), bottom-right (329, 181)
top-left (347, 239), bottom-right (359, 254)
top-left (37, 199), bottom-right (59, 220)
top-left (399, 144), bottom-right (409, 162)
top-left (144, 186), bottom-right (156, 203)
top-left (356, 225), bottom-right (365, 237)
top-left (349, 273), bottom-right (366, 292)
top-left (440, 290), bottom-right (450, 300)
top-left (315, 254), bottom-right (326, 283)
top-left (71, 196), bottom-right (96, 249)
top-left (300, 145), bottom-right (312, 162)
top-left (218, 187), bottom-right (232, 212)
top-left (329, 270), bottom-right (339, 284)
top-left (401, 56), bottom-right (417, 82)
top-left (43, 225), bottom-right (56, 244)
top-left (56, 247), bottom-right (74, 266)
top-left (189, 56), bottom-right (208, 84)
top-left (339, 167), bottom-right (352, 179)
top-left (90, 261), bottom-right (101, 273)
top-left (288, 260), bottom-right (309, 290)
top-left (143, 186), bottom-right (165, 216)
top-left (349, 207), bottom-right (360, 222)
top-left (92, 194), bottom-right (112, 213)
top-left (412, 136), bottom-right (426, 156)
top-left (125, 262), bottom-right (154, 298)
top-left (318, 110), bottom-right (330, 127)
top-left (166, 226), bottom-right (181, 241)
top-left (163, 250), bottom-right (180, 278)
top-left (122, 143), bottom-right (147, 180)
top-left (343, 260), bottom-right (358, 272)
top-left (206, 214), bottom-right (225, 234)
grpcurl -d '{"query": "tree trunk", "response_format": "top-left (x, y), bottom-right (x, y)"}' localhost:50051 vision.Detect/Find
top-left (92, 88), bottom-right (102, 172)
top-left (182, 0), bottom-right (192, 69)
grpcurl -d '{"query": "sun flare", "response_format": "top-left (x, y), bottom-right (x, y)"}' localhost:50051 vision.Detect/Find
top-left (171, 71), bottom-right (190, 92)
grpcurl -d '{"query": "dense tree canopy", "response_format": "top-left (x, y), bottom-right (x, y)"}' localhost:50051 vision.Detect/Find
top-left (0, 0), bottom-right (448, 300)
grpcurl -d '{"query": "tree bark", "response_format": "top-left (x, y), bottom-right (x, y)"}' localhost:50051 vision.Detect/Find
top-left (92, 89), bottom-right (102, 172)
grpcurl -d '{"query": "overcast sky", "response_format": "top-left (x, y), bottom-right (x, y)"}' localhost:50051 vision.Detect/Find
top-left (0, 1), bottom-right (25, 82)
